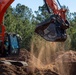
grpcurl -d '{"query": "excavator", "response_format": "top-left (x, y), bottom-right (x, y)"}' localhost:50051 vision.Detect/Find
top-left (0, 0), bottom-right (69, 57)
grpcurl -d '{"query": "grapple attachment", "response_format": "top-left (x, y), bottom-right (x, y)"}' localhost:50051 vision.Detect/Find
top-left (35, 15), bottom-right (69, 42)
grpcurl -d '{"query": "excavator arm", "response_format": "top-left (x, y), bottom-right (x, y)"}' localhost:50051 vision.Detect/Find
top-left (0, 0), bottom-right (14, 42)
top-left (35, 0), bottom-right (69, 42)
top-left (45, 0), bottom-right (67, 21)
top-left (45, 0), bottom-right (59, 14)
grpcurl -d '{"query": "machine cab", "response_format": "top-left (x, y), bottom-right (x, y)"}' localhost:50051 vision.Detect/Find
top-left (3, 33), bottom-right (20, 57)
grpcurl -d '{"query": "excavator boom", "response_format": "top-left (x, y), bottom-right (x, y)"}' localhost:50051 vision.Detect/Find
top-left (0, 0), bottom-right (14, 42)
top-left (45, 0), bottom-right (67, 20)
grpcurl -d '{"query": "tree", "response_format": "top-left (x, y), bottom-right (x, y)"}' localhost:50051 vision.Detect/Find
top-left (4, 4), bottom-right (36, 50)
top-left (35, 4), bottom-right (51, 23)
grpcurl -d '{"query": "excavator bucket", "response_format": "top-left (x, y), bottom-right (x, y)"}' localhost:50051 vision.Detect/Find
top-left (35, 15), bottom-right (68, 42)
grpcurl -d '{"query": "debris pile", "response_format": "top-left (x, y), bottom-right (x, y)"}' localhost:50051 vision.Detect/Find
top-left (0, 49), bottom-right (76, 75)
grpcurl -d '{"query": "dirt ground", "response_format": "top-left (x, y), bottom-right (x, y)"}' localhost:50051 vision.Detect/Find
top-left (0, 49), bottom-right (76, 75)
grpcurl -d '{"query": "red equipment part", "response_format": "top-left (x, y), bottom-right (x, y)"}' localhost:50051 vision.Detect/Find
top-left (0, 0), bottom-right (14, 57)
top-left (0, 0), bottom-right (14, 24)
top-left (45, 0), bottom-right (67, 21)
top-left (0, 0), bottom-right (14, 42)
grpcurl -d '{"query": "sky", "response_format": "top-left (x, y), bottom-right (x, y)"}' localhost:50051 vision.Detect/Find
top-left (11, 0), bottom-right (76, 13)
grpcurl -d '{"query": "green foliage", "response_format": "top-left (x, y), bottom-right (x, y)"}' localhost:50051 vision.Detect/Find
top-left (4, 4), bottom-right (36, 50)
top-left (67, 12), bottom-right (76, 50)
top-left (71, 33), bottom-right (76, 50)
top-left (4, 3), bottom-right (76, 50)
top-left (35, 4), bottom-right (51, 23)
